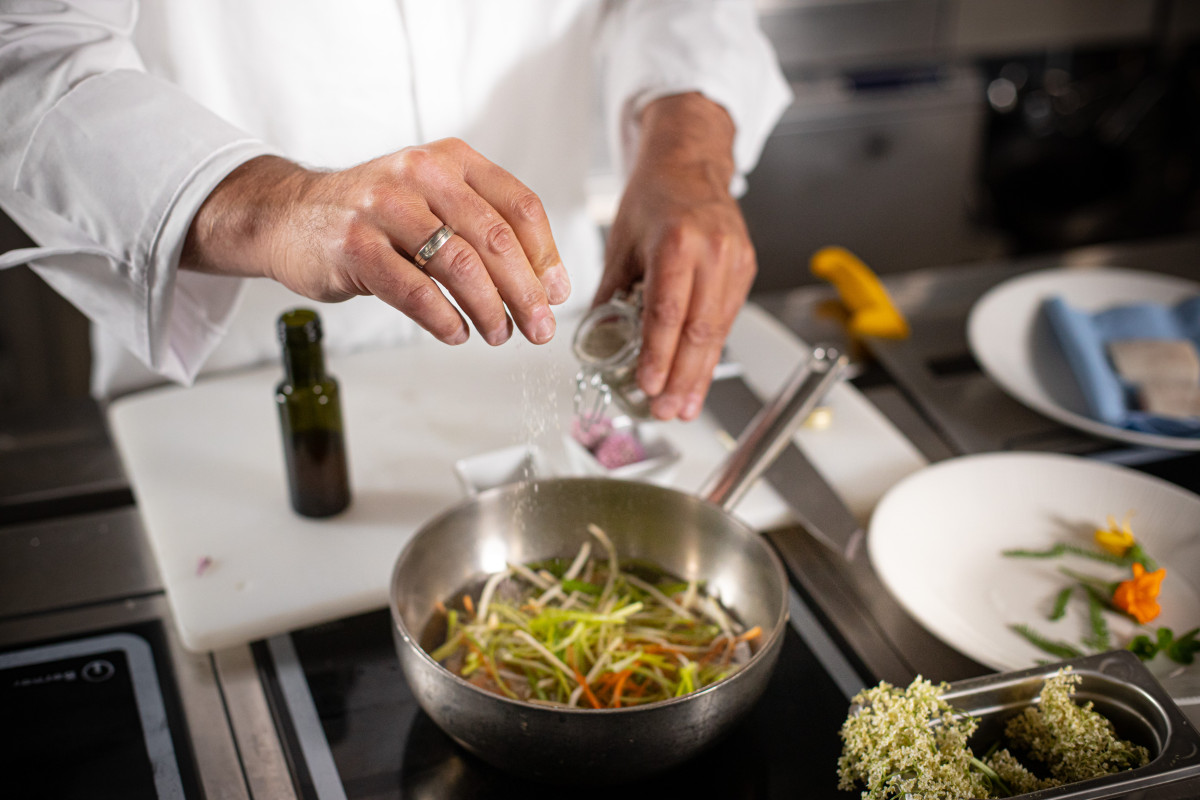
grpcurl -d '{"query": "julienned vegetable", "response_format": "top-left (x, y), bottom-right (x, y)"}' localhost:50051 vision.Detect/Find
top-left (428, 523), bottom-right (760, 708)
top-left (837, 669), bottom-right (1149, 799)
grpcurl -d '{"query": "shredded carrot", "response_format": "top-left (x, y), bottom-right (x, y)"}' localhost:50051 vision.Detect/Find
top-left (738, 625), bottom-right (762, 642)
top-left (462, 594), bottom-right (475, 618)
top-left (698, 639), bottom-right (728, 665)
top-left (611, 669), bottom-right (633, 708)
top-left (1113, 563), bottom-right (1166, 624)
top-left (575, 669), bottom-right (603, 708)
top-left (465, 638), bottom-right (517, 699)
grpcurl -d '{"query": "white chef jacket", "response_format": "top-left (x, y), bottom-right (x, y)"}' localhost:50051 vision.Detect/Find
top-left (0, 0), bottom-right (790, 399)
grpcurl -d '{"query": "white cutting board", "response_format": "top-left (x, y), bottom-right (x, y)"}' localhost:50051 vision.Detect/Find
top-left (109, 303), bottom-right (925, 652)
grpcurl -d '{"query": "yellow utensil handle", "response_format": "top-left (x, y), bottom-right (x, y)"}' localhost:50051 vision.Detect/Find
top-left (810, 246), bottom-right (909, 339)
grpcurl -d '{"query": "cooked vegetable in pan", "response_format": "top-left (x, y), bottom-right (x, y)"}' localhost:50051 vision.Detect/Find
top-left (428, 523), bottom-right (760, 707)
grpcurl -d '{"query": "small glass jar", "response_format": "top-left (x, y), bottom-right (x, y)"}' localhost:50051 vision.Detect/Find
top-left (572, 284), bottom-right (649, 420)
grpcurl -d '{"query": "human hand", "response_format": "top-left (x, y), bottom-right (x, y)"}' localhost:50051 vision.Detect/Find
top-left (181, 139), bottom-right (571, 346)
top-left (596, 93), bottom-right (755, 421)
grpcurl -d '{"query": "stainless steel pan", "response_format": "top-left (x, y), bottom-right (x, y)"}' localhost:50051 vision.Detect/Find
top-left (389, 346), bottom-right (846, 783)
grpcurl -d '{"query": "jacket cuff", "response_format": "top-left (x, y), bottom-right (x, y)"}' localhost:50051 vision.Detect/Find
top-left (13, 68), bottom-right (278, 379)
top-left (601, 1), bottom-right (792, 196)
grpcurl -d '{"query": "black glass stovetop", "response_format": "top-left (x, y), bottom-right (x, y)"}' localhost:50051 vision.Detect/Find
top-left (0, 621), bottom-right (202, 800)
top-left (255, 585), bottom-right (863, 800)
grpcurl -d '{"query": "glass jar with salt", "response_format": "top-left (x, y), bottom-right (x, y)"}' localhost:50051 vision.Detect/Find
top-left (572, 283), bottom-right (648, 421)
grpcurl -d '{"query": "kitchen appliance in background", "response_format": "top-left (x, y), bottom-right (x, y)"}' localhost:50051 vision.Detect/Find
top-left (740, 64), bottom-right (1006, 291)
top-left (979, 44), bottom-right (1200, 254)
top-left (740, 0), bottom-right (1200, 294)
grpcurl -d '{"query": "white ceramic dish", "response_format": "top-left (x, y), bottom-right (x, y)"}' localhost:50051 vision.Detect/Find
top-left (967, 266), bottom-right (1200, 451)
top-left (868, 451), bottom-right (1200, 675)
top-left (562, 419), bottom-right (681, 484)
top-left (453, 444), bottom-right (549, 496)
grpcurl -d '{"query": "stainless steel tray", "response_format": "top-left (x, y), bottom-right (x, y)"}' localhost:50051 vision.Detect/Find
top-left (942, 651), bottom-right (1200, 799)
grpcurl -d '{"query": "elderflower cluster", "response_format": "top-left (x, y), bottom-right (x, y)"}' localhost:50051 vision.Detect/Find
top-left (837, 669), bottom-right (1149, 799)
top-left (1004, 669), bottom-right (1149, 783)
top-left (837, 677), bottom-right (991, 799)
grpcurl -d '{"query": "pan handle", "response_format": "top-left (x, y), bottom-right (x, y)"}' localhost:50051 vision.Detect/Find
top-left (699, 344), bottom-right (848, 513)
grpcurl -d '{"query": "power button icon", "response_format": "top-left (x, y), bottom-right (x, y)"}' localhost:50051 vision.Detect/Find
top-left (81, 659), bottom-right (115, 682)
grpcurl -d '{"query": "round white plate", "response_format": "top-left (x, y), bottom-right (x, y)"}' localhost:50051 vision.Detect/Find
top-left (967, 266), bottom-right (1200, 451)
top-left (868, 452), bottom-right (1200, 673)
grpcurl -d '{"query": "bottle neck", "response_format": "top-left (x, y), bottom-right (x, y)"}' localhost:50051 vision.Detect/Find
top-left (283, 340), bottom-right (327, 386)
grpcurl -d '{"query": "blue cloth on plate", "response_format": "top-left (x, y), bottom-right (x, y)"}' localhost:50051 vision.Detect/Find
top-left (1041, 294), bottom-right (1200, 437)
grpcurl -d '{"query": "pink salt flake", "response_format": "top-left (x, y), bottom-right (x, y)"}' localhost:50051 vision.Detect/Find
top-left (593, 431), bottom-right (646, 469)
top-left (571, 416), bottom-right (613, 449)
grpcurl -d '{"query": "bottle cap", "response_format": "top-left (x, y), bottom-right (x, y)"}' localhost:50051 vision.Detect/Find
top-left (278, 308), bottom-right (323, 345)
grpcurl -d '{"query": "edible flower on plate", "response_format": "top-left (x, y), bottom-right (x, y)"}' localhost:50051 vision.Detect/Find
top-left (1093, 514), bottom-right (1135, 557)
top-left (1112, 563), bottom-right (1167, 625)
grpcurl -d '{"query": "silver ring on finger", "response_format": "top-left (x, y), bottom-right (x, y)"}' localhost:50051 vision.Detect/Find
top-left (413, 224), bottom-right (455, 268)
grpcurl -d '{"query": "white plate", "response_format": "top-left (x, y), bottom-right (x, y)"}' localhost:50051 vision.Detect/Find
top-left (967, 266), bottom-right (1200, 451)
top-left (868, 452), bottom-right (1200, 674)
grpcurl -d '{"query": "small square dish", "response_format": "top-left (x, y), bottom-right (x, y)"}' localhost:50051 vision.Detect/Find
top-left (563, 416), bottom-right (681, 484)
top-left (453, 444), bottom-right (549, 497)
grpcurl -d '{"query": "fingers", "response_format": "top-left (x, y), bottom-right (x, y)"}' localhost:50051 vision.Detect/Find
top-left (463, 156), bottom-right (571, 306)
top-left (425, 176), bottom-right (555, 346)
top-left (353, 232), bottom-right (472, 345)
top-left (636, 231), bottom-right (755, 422)
top-left (385, 140), bottom-right (565, 346)
top-left (252, 143), bottom-right (568, 348)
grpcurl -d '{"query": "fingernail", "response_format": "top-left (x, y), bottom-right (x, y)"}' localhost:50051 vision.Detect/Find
top-left (533, 311), bottom-right (556, 344)
top-left (448, 325), bottom-right (470, 345)
top-left (542, 264), bottom-right (572, 305)
top-left (652, 394), bottom-right (682, 420)
top-left (638, 365), bottom-right (667, 396)
top-left (486, 318), bottom-right (513, 346)
top-left (681, 392), bottom-right (704, 420)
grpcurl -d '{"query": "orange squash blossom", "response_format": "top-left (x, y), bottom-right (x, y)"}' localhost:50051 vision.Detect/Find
top-left (1112, 563), bottom-right (1166, 625)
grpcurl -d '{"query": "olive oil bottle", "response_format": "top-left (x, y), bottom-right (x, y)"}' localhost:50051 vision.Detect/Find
top-left (276, 308), bottom-right (351, 517)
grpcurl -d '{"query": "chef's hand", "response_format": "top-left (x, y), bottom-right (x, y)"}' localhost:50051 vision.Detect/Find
top-left (597, 93), bottom-right (755, 421)
top-left (180, 139), bottom-right (570, 346)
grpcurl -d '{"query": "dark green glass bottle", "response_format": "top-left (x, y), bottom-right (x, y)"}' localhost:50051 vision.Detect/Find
top-left (276, 308), bottom-right (351, 517)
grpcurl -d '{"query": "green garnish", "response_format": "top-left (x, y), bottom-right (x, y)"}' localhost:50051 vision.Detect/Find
top-left (1049, 587), bottom-right (1073, 621)
top-left (1010, 624), bottom-right (1084, 660)
top-left (1003, 543), bottom-right (1129, 566)
top-left (1128, 626), bottom-right (1199, 665)
top-left (1057, 568), bottom-right (1119, 597)
top-left (1081, 585), bottom-right (1110, 651)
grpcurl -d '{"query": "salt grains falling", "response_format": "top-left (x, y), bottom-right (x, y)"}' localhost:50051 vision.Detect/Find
top-left (510, 338), bottom-right (567, 533)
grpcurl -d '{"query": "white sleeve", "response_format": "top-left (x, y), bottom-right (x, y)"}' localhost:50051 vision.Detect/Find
top-left (0, 1), bottom-right (278, 385)
top-left (597, 0), bottom-right (792, 196)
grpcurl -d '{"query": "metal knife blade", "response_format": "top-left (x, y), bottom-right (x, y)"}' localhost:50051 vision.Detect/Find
top-left (704, 374), bottom-right (865, 560)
